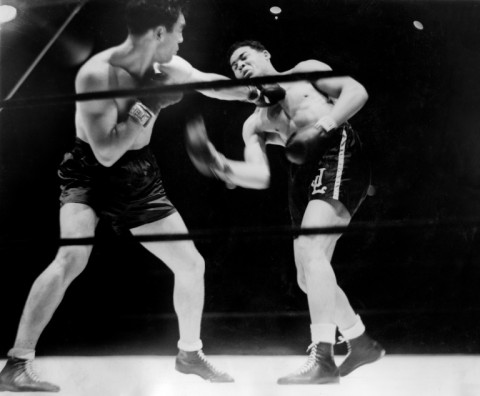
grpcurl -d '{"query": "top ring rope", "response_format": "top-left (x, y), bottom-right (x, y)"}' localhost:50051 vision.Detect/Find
top-left (0, 0), bottom-right (90, 114)
top-left (12, 217), bottom-right (480, 247)
top-left (0, 71), bottom-right (341, 110)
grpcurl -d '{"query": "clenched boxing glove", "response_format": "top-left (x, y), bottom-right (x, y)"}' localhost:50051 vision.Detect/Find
top-left (286, 116), bottom-right (339, 165)
top-left (185, 115), bottom-right (232, 181)
top-left (137, 66), bottom-right (184, 115)
top-left (248, 83), bottom-right (286, 107)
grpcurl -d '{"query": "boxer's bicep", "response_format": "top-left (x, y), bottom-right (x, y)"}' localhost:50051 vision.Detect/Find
top-left (75, 69), bottom-right (152, 166)
top-left (244, 136), bottom-right (267, 165)
top-left (76, 71), bottom-right (119, 149)
top-left (242, 115), bottom-right (268, 166)
top-left (83, 103), bottom-right (119, 148)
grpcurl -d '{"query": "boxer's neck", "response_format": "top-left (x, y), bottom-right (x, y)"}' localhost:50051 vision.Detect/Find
top-left (110, 34), bottom-right (158, 79)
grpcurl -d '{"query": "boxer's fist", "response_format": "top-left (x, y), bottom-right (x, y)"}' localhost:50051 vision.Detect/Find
top-left (285, 124), bottom-right (337, 165)
top-left (151, 69), bottom-right (184, 107)
top-left (260, 83), bottom-right (286, 105)
top-left (138, 66), bottom-right (183, 114)
top-left (249, 83), bottom-right (286, 107)
top-left (185, 115), bottom-right (230, 180)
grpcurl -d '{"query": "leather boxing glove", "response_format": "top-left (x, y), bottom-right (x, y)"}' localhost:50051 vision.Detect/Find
top-left (286, 116), bottom-right (339, 165)
top-left (137, 66), bottom-right (183, 114)
top-left (185, 115), bottom-right (232, 181)
top-left (248, 83), bottom-right (286, 107)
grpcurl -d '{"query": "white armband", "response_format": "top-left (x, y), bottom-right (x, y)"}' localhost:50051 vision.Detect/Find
top-left (314, 115), bottom-right (338, 132)
top-left (128, 101), bottom-right (154, 127)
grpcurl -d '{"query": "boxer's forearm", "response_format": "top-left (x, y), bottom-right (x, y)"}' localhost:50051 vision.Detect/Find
top-left (198, 85), bottom-right (252, 101)
top-left (221, 159), bottom-right (270, 189)
top-left (194, 72), bottom-right (252, 101)
top-left (93, 116), bottom-right (157, 167)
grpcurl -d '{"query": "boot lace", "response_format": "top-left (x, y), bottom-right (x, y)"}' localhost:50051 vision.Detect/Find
top-left (337, 336), bottom-right (353, 353)
top-left (197, 350), bottom-right (224, 375)
top-left (24, 360), bottom-right (42, 383)
top-left (293, 343), bottom-right (318, 375)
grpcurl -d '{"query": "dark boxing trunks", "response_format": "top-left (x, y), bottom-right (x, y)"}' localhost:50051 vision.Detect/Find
top-left (58, 138), bottom-right (177, 232)
top-left (289, 123), bottom-right (370, 227)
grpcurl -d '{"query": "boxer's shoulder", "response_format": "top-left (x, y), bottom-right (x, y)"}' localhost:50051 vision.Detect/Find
top-left (153, 55), bottom-right (194, 83)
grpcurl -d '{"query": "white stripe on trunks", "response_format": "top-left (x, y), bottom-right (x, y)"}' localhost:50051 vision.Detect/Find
top-left (333, 128), bottom-right (347, 200)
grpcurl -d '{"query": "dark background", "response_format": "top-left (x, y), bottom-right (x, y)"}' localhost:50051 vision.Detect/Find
top-left (1, 0), bottom-right (480, 356)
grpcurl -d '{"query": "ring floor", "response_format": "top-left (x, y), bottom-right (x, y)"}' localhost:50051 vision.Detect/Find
top-left (1, 354), bottom-right (478, 396)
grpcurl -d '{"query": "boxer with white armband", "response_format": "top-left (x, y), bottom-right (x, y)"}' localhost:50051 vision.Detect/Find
top-left (189, 39), bottom-right (386, 385)
top-left (0, 1), bottom-right (266, 391)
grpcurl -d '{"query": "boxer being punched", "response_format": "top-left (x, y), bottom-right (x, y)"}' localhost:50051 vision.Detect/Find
top-left (186, 40), bottom-right (385, 384)
top-left (0, 2), bottom-right (267, 392)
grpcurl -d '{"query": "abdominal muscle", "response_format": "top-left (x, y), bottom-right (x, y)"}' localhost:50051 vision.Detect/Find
top-left (285, 83), bottom-right (333, 133)
top-left (259, 87), bottom-right (333, 143)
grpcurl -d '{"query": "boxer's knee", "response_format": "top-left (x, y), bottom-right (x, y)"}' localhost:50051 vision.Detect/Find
top-left (49, 246), bottom-right (91, 285)
top-left (174, 251), bottom-right (205, 280)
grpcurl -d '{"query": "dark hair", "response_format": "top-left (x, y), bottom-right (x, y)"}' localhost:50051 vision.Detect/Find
top-left (126, 0), bottom-right (188, 35)
top-left (226, 40), bottom-right (267, 64)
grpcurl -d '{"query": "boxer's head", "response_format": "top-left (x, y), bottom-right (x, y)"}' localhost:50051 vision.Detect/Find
top-left (126, 0), bottom-right (188, 63)
top-left (126, 0), bottom-right (187, 35)
top-left (228, 40), bottom-right (272, 79)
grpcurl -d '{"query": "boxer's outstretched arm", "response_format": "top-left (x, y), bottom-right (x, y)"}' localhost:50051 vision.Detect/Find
top-left (156, 56), bottom-right (252, 101)
top-left (190, 68), bottom-right (252, 101)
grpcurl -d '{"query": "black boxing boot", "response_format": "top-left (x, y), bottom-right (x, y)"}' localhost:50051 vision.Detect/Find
top-left (0, 357), bottom-right (60, 392)
top-left (175, 349), bottom-right (234, 383)
top-left (277, 342), bottom-right (340, 385)
top-left (339, 333), bottom-right (385, 377)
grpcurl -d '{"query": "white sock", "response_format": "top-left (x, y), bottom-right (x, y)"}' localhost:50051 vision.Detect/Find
top-left (310, 323), bottom-right (337, 345)
top-left (177, 339), bottom-right (203, 352)
top-left (339, 314), bottom-right (366, 340)
top-left (8, 348), bottom-right (35, 360)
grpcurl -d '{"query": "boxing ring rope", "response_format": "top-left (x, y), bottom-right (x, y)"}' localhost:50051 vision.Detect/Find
top-left (0, 6), bottom-right (478, 396)
top-left (0, 0), bottom-right (90, 114)
top-left (0, 46), bottom-right (477, 246)
top-left (0, 71), bottom-right (342, 110)
top-left (0, 217), bottom-right (474, 247)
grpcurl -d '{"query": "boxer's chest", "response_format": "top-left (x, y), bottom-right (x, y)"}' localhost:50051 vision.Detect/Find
top-left (258, 104), bottom-right (293, 139)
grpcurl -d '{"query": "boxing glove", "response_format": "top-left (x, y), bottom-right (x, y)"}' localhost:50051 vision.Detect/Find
top-left (137, 66), bottom-right (183, 114)
top-left (248, 83), bottom-right (286, 107)
top-left (185, 115), bottom-right (231, 181)
top-left (286, 117), bottom-right (339, 165)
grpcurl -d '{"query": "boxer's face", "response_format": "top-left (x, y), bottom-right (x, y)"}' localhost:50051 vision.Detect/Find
top-left (155, 13), bottom-right (185, 63)
top-left (230, 46), bottom-right (270, 79)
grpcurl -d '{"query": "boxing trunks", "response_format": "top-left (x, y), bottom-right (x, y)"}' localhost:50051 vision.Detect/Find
top-left (289, 123), bottom-right (370, 227)
top-left (58, 138), bottom-right (176, 232)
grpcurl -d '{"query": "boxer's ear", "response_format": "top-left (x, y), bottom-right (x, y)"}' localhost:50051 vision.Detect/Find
top-left (154, 25), bottom-right (166, 41)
